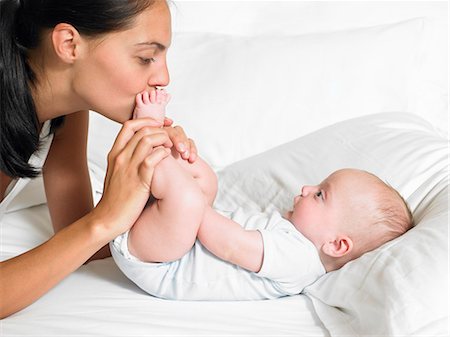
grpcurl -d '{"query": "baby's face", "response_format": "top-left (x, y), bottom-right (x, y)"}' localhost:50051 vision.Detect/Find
top-left (284, 169), bottom-right (378, 248)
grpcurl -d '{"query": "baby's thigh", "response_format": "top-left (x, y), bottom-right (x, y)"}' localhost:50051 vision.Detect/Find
top-left (171, 151), bottom-right (218, 204)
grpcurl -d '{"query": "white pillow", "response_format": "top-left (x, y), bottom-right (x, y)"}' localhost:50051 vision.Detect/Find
top-left (214, 112), bottom-right (449, 336)
top-left (166, 18), bottom-right (428, 170)
top-left (87, 17), bottom-right (429, 182)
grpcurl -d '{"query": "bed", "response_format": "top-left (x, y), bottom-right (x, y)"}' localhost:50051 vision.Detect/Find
top-left (1, 1), bottom-right (448, 336)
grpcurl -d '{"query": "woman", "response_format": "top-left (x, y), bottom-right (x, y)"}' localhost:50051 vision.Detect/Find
top-left (0, 0), bottom-right (196, 318)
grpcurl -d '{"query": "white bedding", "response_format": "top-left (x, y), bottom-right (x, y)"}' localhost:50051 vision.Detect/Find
top-left (1, 206), bottom-right (327, 336)
top-left (2, 112), bottom-right (447, 336)
top-left (215, 112), bottom-right (448, 336)
top-left (1, 1), bottom-right (448, 336)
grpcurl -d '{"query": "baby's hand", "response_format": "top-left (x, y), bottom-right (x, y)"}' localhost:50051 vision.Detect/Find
top-left (133, 89), bottom-right (171, 127)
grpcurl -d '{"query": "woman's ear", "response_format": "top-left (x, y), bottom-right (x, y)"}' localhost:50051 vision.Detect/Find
top-left (322, 235), bottom-right (353, 258)
top-left (51, 23), bottom-right (82, 64)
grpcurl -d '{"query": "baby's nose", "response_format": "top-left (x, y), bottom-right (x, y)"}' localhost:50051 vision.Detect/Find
top-left (301, 185), bottom-right (316, 196)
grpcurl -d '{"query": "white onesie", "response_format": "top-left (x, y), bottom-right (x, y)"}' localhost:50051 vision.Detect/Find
top-left (110, 207), bottom-right (326, 300)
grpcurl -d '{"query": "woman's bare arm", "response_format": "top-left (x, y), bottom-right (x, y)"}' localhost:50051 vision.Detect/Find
top-left (0, 212), bottom-right (110, 318)
top-left (0, 118), bottom-right (172, 318)
top-left (43, 111), bottom-right (93, 232)
top-left (42, 111), bottom-right (109, 260)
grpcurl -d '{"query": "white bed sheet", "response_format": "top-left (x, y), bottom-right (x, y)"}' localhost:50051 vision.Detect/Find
top-left (1, 205), bottom-right (328, 336)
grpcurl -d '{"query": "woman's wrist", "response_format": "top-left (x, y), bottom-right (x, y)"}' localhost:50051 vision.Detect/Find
top-left (83, 209), bottom-right (121, 247)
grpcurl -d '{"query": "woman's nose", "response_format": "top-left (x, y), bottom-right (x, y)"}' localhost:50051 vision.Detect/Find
top-left (148, 59), bottom-right (170, 88)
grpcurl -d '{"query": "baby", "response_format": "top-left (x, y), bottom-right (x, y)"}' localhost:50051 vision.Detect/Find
top-left (110, 90), bottom-right (413, 300)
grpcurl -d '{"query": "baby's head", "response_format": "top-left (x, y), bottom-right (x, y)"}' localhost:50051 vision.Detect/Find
top-left (284, 168), bottom-right (413, 272)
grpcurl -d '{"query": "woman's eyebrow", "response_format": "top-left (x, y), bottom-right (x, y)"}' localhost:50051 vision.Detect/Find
top-left (135, 42), bottom-right (167, 51)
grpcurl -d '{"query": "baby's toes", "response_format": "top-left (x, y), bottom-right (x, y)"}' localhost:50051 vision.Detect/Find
top-left (156, 89), bottom-right (164, 104)
top-left (150, 90), bottom-right (157, 104)
top-left (158, 89), bottom-right (170, 104)
top-left (135, 93), bottom-right (144, 106)
top-left (143, 91), bottom-right (150, 105)
top-left (165, 93), bottom-right (171, 104)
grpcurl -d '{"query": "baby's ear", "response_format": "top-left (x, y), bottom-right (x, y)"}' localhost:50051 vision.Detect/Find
top-left (322, 235), bottom-right (353, 258)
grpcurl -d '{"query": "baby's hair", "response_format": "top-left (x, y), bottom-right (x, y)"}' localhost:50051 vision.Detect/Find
top-left (348, 171), bottom-right (414, 259)
top-left (376, 182), bottom-right (414, 234)
top-left (0, 0), bottom-right (156, 178)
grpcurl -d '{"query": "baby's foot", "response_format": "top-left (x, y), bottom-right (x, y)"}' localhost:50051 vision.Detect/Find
top-left (133, 89), bottom-right (171, 126)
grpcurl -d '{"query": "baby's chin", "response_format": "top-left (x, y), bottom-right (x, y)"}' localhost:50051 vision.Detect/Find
top-left (283, 210), bottom-right (293, 221)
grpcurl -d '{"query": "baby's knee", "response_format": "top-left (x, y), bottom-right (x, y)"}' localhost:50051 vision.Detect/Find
top-left (154, 155), bottom-right (206, 212)
top-left (150, 154), bottom-right (185, 199)
top-left (178, 177), bottom-right (208, 216)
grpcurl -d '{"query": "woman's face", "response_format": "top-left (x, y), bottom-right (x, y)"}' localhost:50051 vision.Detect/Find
top-left (73, 1), bottom-right (172, 123)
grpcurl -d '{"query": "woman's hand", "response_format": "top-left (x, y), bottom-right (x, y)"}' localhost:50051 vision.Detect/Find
top-left (93, 119), bottom-right (172, 237)
top-left (0, 119), bottom-right (172, 319)
top-left (163, 117), bottom-right (198, 163)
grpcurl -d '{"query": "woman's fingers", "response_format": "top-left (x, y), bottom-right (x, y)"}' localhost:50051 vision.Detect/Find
top-left (163, 117), bottom-right (173, 126)
top-left (123, 127), bottom-right (170, 162)
top-left (110, 119), bottom-right (172, 159)
top-left (186, 138), bottom-right (198, 163)
top-left (130, 133), bottom-right (171, 169)
top-left (138, 147), bottom-right (171, 189)
top-left (105, 121), bottom-right (172, 191)
top-left (165, 125), bottom-right (186, 152)
top-left (107, 122), bottom-right (171, 174)
top-left (165, 125), bottom-right (198, 162)
top-left (98, 126), bottom-right (172, 235)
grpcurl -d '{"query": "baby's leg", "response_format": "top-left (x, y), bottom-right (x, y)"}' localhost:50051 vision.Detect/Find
top-left (128, 151), bottom-right (206, 263)
top-left (133, 90), bottom-right (171, 126)
top-left (171, 151), bottom-right (218, 206)
top-left (132, 89), bottom-right (216, 202)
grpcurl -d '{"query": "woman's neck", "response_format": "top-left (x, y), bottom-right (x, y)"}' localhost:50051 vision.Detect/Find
top-left (28, 38), bottom-right (87, 123)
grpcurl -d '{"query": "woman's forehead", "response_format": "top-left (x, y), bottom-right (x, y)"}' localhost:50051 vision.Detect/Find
top-left (103, 1), bottom-right (171, 47)
top-left (134, 1), bottom-right (171, 40)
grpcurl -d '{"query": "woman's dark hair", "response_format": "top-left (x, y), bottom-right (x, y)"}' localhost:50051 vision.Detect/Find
top-left (0, 0), bottom-right (155, 178)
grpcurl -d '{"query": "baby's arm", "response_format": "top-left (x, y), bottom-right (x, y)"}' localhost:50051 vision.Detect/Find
top-left (197, 206), bottom-right (264, 272)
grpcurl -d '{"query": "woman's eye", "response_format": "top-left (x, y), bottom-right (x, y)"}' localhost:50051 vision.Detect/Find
top-left (139, 57), bottom-right (156, 65)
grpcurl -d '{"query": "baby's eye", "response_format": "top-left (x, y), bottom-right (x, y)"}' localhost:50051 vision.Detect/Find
top-left (315, 191), bottom-right (323, 199)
